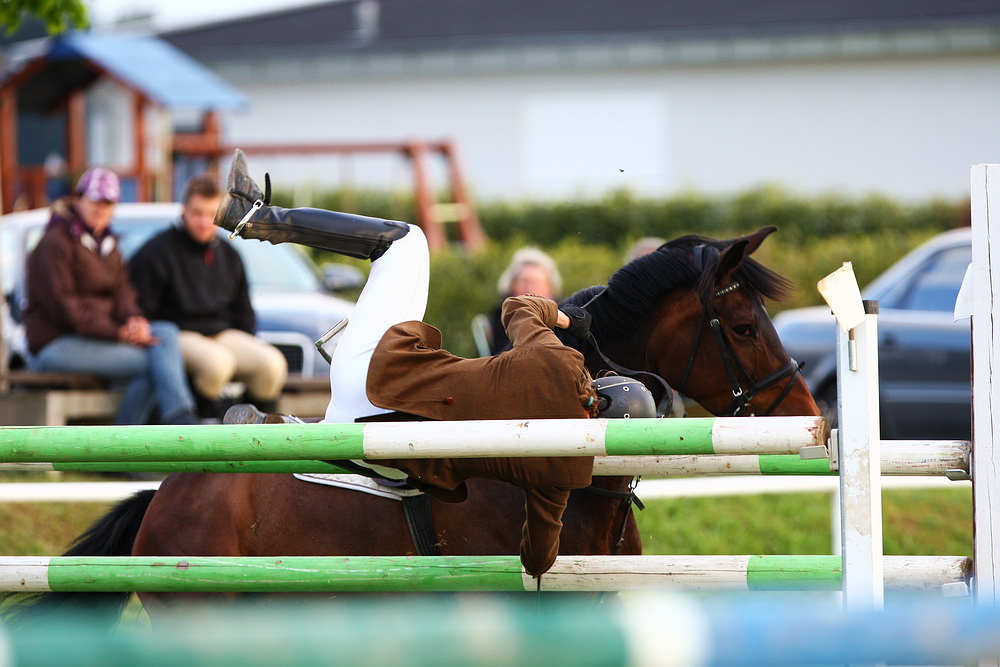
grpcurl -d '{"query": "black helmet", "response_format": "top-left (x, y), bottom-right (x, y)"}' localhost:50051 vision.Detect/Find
top-left (593, 375), bottom-right (657, 419)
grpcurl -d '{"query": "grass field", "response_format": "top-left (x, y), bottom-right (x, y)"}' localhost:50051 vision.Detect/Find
top-left (0, 481), bottom-right (973, 559)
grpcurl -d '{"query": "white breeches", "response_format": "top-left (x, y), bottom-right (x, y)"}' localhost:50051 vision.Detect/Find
top-left (322, 225), bottom-right (429, 424)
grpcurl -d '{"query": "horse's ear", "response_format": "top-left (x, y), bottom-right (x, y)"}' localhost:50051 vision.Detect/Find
top-left (742, 226), bottom-right (778, 256)
top-left (715, 226), bottom-right (777, 283)
top-left (715, 239), bottom-right (750, 281)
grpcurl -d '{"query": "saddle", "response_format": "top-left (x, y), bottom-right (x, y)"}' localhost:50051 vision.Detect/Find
top-left (336, 411), bottom-right (469, 503)
top-left (308, 410), bottom-right (446, 556)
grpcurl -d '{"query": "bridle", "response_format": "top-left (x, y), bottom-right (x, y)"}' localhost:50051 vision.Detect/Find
top-left (675, 246), bottom-right (804, 417)
top-left (579, 478), bottom-right (644, 555)
top-left (574, 241), bottom-right (804, 570)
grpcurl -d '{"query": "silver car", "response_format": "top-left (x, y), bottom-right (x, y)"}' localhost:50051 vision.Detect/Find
top-left (1, 203), bottom-right (361, 379)
top-left (774, 228), bottom-right (971, 440)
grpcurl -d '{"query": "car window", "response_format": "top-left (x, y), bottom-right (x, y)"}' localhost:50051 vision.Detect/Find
top-left (229, 238), bottom-right (321, 293)
top-left (116, 223), bottom-right (164, 257)
top-left (879, 244), bottom-right (971, 312)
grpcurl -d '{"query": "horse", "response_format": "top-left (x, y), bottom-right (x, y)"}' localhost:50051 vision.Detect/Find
top-left (3, 225), bottom-right (819, 626)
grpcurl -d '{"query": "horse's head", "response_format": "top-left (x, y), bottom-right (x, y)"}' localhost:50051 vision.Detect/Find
top-left (569, 226), bottom-right (820, 417)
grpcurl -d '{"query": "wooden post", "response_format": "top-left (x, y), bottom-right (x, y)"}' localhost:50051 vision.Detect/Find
top-left (203, 110), bottom-right (222, 181)
top-left (1, 88), bottom-right (18, 213)
top-left (837, 300), bottom-right (884, 610)
top-left (66, 89), bottom-right (87, 175)
top-left (442, 140), bottom-right (486, 251)
top-left (406, 141), bottom-right (447, 252)
top-left (133, 93), bottom-right (149, 201)
top-left (971, 165), bottom-right (1000, 622)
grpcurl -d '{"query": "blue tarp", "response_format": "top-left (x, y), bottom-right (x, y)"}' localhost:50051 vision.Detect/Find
top-left (41, 32), bottom-right (247, 111)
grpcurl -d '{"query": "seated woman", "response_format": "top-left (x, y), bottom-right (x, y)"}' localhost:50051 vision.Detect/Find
top-left (23, 168), bottom-right (198, 425)
top-left (487, 247), bottom-right (562, 354)
top-left (213, 150), bottom-right (656, 577)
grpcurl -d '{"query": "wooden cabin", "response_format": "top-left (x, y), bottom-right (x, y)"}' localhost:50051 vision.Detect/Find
top-left (0, 32), bottom-right (247, 213)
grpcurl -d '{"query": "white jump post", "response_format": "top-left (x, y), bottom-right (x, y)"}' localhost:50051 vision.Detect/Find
top-left (838, 299), bottom-right (884, 610)
top-left (821, 262), bottom-right (884, 610)
top-left (971, 164), bottom-right (1000, 623)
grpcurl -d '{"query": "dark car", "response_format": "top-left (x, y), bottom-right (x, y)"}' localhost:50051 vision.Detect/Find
top-left (1, 203), bottom-right (362, 379)
top-left (773, 228), bottom-right (971, 440)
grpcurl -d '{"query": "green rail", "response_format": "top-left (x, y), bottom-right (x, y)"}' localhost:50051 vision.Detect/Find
top-left (0, 417), bottom-right (828, 463)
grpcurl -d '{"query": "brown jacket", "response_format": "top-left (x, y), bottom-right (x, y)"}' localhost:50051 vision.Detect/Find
top-left (366, 295), bottom-right (597, 577)
top-left (24, 200), bottom-right (142, 354)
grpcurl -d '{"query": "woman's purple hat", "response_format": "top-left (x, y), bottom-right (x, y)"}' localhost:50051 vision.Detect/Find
top-left (75, 168), bottom-right (121, 203)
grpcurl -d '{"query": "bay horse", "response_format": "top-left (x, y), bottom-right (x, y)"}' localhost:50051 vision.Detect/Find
top-left (3, 226), bottom-right (819, 626)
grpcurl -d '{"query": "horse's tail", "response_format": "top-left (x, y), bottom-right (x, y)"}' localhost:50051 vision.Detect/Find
top-left (1, 488), bottom-right (157, 631)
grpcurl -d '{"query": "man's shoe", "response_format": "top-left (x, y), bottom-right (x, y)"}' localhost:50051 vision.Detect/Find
top-left (224, 403), bottom-right (301, 425)
top-left (214, 149), bottom-right (268, 237)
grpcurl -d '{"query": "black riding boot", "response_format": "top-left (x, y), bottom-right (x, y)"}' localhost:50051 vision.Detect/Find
top-left (214, 149), bottom-right (409, 261)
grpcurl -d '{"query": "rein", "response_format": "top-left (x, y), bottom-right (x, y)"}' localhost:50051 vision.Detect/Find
top-left (578, 288), bottom-right (675, 418)
top-left (580, 478), bottom-right (644, 555)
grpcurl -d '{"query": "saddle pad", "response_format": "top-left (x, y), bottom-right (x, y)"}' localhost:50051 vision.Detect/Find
top-left (293, 473), bottom-right (424, 501)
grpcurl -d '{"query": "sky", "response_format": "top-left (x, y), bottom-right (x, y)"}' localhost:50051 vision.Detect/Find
top-left (86, 0), bottom-right (325, 30)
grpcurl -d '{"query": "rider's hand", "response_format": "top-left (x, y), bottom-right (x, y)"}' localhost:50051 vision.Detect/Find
top-left (558, 305), bottom-right (591, 339)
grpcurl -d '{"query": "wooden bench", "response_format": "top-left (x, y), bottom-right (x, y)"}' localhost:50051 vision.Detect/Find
top-left (0, 372), bottom-right (331, 426)
top-left (0, 371), bottom-right (121, 426)
top-left (276, 375), bottom-right (330, 418)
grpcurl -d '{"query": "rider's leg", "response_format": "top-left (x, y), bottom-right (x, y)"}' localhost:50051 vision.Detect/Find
top-left (214, 149), bottom-right (408, 261)
top-left (223, 220), bottom-right (429, 478)
top-left (215, 150), bottom-right (429, 477)
top-left (323, 225), bottom-right (429, 424)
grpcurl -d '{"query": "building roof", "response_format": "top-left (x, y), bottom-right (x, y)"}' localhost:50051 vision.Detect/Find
top-left (162, 0), bottom-right (1000, 60)
top-left (3, 32), bottom-right (247, 111)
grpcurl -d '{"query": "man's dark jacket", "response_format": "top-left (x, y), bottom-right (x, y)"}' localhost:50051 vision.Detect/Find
top-left (129, 225), bottom-right (254, 336)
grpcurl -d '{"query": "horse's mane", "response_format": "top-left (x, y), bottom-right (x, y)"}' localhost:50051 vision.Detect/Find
top-left (562, 233), bottom-right (793, 343)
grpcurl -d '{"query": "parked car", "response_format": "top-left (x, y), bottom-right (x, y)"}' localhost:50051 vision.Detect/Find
top-left (774, 228), bottom-right (972, 440)
top-left (0, 203), bottom-right (362, 379)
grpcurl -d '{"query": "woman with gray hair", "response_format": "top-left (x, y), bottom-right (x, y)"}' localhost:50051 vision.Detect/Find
top-left (487, 247), bottom-right (562, 355)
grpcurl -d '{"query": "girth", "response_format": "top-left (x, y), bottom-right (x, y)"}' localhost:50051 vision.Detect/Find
top-left (322, 411), bottom-right (442, 556)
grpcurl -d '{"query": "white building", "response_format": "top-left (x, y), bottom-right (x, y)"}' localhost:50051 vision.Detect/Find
top-left (162, 0), bottom-right (1000, 201)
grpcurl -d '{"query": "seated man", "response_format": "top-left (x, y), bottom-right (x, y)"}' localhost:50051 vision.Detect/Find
top-left (129, 175), bottom-right (288, 418)
top-left (213, 149), bottom-right (635, 577)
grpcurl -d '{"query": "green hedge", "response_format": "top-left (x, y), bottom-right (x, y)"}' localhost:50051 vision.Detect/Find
top-left (275, 184), bottom-right (966, 246)
top-left (479, 186), bottom-right (965, 246)
top-left (286, 187), bottom-right (966, 358)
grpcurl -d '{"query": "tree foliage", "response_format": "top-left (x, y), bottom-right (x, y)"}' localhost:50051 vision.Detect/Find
top-left (1, 0), bottom-right (88, 35)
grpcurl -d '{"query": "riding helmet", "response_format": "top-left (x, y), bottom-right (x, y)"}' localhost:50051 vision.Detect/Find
top-left (592, 375), bottom-right (657, 419)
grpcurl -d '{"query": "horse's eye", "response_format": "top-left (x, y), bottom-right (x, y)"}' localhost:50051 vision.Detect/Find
top-left (733, 324), bottom-right (756, 338)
